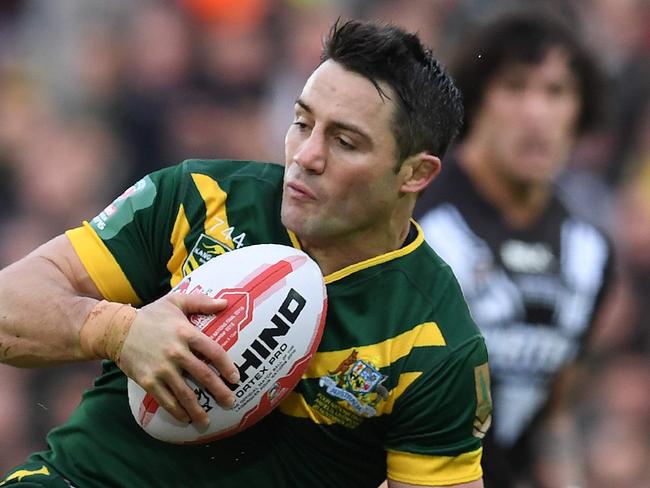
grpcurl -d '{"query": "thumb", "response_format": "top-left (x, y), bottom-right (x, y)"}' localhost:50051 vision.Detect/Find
top-left (168, 292), bottom-right (229, 316)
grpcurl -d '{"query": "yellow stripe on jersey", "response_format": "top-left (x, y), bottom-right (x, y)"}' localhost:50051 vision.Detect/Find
top-left (387, 447), bottom-right (483, 486)
top-left (303, 321), bottom-right (445, 379)
top-left (191, 173), bottom-right (234, 248)
top-left (278, 322), bottom-right (444, 422)
top-left (323, 219), bottom-right (425, 284)
top-left (278, 392), bottom-right (336, 424)
top-left (66, 224), bottom-right (141, 305)
top-left (167, 204), bottom-right (191, 288)
top-left (381, 371), bottom-right (421, 414)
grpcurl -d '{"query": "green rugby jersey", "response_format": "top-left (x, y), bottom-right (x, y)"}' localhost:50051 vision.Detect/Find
top-left (34, 160), bottom-right (491, 487)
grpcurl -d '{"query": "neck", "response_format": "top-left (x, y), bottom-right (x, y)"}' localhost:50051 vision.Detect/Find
top-left (298, 207), bottom-right (413, 277)
top-left (459, 142), bottom-right (551, 228)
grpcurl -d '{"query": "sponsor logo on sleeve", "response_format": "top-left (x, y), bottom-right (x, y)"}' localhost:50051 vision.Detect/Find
top-left (91, 176), bottom-right (157, 239)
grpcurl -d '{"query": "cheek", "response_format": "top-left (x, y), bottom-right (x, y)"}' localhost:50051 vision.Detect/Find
top-left (490, 126), bottom-right (520, 162)
top-left (484, 91), bottom-right (521, 122)
top-left (547, 110), bottom-right (578, 158)
top-left (351, 174), bottom-right (396, 211)
top-left (475, 100), bottom-right (521, 152)
top-left (284, 131), bottom-right (295, 164)
top-left (556, 104), bottom-right (579, 140)
top-left (323, 172), bottom-right (367, 211)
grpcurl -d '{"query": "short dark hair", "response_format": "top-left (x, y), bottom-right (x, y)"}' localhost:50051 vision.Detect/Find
top-left (321, 19), bottom-right (464, 163)
top-left (450, 7), bottom-right (604, 139)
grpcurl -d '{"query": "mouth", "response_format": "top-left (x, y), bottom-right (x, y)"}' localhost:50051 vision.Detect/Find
top-left (518, 136), bottom-right (552, 156)
top-left (285, 181), bottom-right (317, 200)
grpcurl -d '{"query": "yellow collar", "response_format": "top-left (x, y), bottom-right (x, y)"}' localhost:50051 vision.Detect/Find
top-left (286, 219), bottom-right (425, 284)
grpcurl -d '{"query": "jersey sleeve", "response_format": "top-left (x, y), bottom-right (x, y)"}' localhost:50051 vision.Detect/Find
top-left (65, 163), bottom-right (187, 305)
top-left (385, 277), bottom-right (492, 486)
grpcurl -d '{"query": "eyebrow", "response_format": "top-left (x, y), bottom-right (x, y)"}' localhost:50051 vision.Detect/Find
top-left (295, 98), bottom-right (372, 144)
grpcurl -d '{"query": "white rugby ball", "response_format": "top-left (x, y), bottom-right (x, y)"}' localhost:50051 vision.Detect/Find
top-left (127, 244), bottom-right (327, 444)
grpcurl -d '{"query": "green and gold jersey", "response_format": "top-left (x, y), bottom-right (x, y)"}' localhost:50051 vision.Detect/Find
top-left (34, 160), bottom-right (490, 488)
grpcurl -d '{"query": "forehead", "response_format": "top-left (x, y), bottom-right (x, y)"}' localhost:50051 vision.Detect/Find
top-left (495, 47), bottom-right (577, 84)
top-left (298, 60), bottom-right (396, 130)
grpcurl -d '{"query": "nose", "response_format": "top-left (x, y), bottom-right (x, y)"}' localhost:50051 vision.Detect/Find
top-left (521, 90), bottom-right (552, 126)
top-left (293, 130), bottom-right (326, 174)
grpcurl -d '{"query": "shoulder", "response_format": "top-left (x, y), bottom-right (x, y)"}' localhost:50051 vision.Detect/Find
top-left (176, 159), bottom-right (284, 185)
top-left (550, 192), bottom-right (613, 263)
top-left (558, 209), bottom-right (614, 293)
top-left (147, 160), bottom-right (285, 207)
top-left (391, 236), bottom-right (483, 350)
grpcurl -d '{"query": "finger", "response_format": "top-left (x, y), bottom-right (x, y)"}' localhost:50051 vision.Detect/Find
top-left (149, 382), bottom-right (191, 424)
top-left (165, 372), bottom-right (212, 428)
top-left (189, 333), bottom-right (240, 385)
top-left (183, 355), bottom-right (237, 409)
top-left (169, 292), bottom-right (228, 315)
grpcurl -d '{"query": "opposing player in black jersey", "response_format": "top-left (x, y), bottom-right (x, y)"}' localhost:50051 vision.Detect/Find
top-left (0, 19), bottom-right (490, 488)
top-left (414, 7), bottom-right (612, 488)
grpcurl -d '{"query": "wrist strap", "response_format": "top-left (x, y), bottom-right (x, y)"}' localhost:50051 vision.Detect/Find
top-left (79, 300), bottom-right (137, 363)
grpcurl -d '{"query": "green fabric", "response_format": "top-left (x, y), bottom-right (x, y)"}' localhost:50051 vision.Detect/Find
top-left (33, 160), bottom-right (488, 487)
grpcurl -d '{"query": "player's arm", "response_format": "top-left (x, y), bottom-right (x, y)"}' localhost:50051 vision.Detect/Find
top-left (0, 234), bottom-right (101, 366)
top-left (388, 479), bottom-right (483, 487)
top-left (0, 233), bottom-right (240, 426)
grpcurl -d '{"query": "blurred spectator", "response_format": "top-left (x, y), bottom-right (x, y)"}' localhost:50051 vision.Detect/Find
top-left (578, 354), bottom-right (650, 488)
top-left (558, 0), bottom-right (650, 228)
top-left (113, 2), bottom-right (196, 179)
top-left (584, 416), bottom-right (650, 488)
top-left (598, 172), bottom-right (650, 353)
top-left (0, 367), bottom-right (31, 471)
top-left (0, 116), bottom-right (122, 264)
top-left (179, 0), bottom-right (272, 31)
top-left (25, 363), bottom-right (101, 449)
top-left (265, 2), bottom-right (349, 158)
top-left (414, 6), bottom-right (613, 487)
top-left (366, 0), bottom-right (458, 51)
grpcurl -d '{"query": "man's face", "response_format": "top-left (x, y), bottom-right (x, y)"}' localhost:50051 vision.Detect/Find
top-left (281, 60), bottom-right (402, 244)
top-left (471, 48), bottom-right (580, 184)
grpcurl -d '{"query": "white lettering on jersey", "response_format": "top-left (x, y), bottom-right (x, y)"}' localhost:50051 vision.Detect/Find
top-left (207, 216), bottom-right (246, 249)
top-left (501, 240), bottom-right (554, 273)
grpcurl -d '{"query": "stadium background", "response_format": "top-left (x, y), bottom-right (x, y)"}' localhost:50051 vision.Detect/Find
top-left (0, 0), bottom-right (648, 486)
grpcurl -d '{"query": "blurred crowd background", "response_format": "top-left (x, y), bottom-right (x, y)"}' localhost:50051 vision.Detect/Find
top-left (0, 0), bottom-right (648, 486)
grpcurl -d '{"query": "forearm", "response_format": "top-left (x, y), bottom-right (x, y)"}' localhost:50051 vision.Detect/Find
top-left (0, 245), bottom-right (99, 366)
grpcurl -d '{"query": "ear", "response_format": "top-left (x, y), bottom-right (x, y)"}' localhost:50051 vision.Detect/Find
top-left (399, 153), bottom-right (441, 194)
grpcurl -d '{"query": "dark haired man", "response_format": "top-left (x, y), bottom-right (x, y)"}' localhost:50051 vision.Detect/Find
top-left (0, 20), bottom-right (489, 488)
top-left (415, 8), bottom-right (612, 488)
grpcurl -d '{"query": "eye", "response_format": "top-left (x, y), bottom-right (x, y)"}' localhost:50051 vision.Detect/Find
top-left (546, 82), bottom-right (572, 98)
top-left (291, 113), bottom-right (312, 132)
top-left (336, 137), bottom-right (355, 150)
top-left (502, 77), bottom-right (526, 93)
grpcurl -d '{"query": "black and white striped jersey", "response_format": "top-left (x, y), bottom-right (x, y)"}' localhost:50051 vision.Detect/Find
top-left (415, 159), bottom-right (612, 450)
